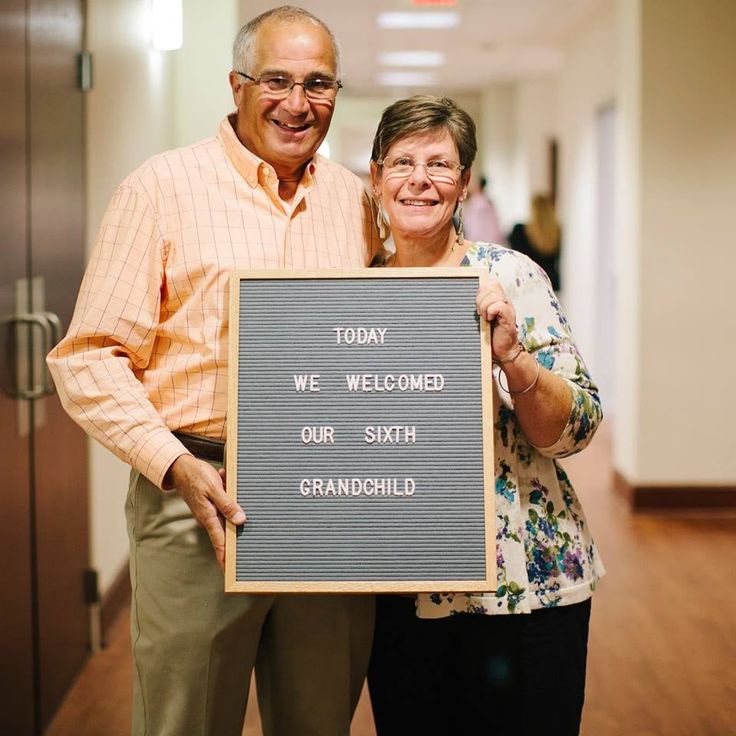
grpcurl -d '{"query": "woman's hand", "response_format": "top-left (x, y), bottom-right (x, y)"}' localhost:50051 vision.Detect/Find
top-left (476, 278), bottom-right (573, 448)
top-left (476, 279), bottom-right (520, 361)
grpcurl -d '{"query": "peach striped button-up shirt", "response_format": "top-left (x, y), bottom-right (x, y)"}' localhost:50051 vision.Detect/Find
top-left (48, 115), bottom-right (378, 488)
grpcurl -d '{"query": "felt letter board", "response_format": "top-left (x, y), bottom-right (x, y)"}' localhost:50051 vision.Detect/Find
top-left (226, 268), bottom-right (495, 593)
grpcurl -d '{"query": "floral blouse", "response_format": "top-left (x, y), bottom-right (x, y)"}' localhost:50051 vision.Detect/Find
top-left (416, 242), bottom-right (605, 618)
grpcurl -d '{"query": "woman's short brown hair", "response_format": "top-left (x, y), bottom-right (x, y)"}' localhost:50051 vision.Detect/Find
top-left (371, 95), bottom-right (477, 170)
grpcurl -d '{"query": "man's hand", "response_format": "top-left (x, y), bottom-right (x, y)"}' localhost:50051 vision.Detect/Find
top-left (166, 454), bottom-right (246, 571)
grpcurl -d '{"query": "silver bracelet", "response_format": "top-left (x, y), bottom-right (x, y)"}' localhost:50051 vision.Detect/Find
top-left (497, 359), bottom-right (541, 396)
top-left (509, 360), bottom-right (541, 396)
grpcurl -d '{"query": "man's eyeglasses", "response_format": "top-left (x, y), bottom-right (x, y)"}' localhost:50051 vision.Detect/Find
top-left (235, 71), bottom-right (342, 101)
top-left (376, 156), bottom-right (465, 183)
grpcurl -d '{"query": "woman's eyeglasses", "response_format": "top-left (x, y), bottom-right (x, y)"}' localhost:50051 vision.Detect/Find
top-left (376, 156), bottom-right (465, 183)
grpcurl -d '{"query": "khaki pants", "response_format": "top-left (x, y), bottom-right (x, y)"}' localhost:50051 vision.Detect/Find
top-left (126, 468), bottom-right (375, 736)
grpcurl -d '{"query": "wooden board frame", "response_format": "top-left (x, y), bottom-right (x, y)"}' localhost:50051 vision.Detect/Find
top-left (226, 268), bottom-right (495, 593)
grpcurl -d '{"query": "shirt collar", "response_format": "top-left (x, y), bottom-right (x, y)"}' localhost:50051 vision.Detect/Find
top-left (218, 114), bottom-right (318, 191)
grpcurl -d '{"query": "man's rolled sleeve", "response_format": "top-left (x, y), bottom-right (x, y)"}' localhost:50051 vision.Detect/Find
top-left (131, 427), bottom-right (192, 490)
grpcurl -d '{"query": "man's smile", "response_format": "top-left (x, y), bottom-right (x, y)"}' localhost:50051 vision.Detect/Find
top-left (272, 119), bottom-right (310, 133)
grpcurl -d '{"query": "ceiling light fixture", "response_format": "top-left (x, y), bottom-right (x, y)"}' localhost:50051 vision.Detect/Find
top-left (378, 51), bottom-right (444, 67)
top-left (377, 71), bottom-right (437, 87)
top-left (376, 12), bottom-right (460, 30)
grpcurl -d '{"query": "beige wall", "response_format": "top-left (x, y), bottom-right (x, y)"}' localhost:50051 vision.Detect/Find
top-left (479, 85), bottom-right (517, 236)
top-left (557, 1), bottom-right (618, 365)
top-left (617, 0), bottom-right (736, 484)
top-left (86, 0), bottom-right (175, 234)
top-left (513, 79), bottom-right (560, 225)
top-left (614, 0), bottom-right (643, 478)
top-left (173, 0), bottom-right (238, 146)
top-left (328, 95), bottom-right (396, 176)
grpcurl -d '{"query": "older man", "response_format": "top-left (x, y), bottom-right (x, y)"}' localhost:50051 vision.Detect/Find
top-left (48, 6), bottom-right (378, 735)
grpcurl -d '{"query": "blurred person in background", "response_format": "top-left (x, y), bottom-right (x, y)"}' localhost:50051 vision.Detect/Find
top-left (463, 174), bottom-right (504, 244)
top-left (367, 95), bottom-right (603, 736)
top-left (509, 192), bottom-right (562, 291)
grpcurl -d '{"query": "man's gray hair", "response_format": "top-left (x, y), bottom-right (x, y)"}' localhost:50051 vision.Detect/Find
top-left (232, 6), bottom-right (341, 77)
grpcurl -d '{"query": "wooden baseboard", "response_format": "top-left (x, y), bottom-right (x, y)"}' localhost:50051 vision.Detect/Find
top-left (100, 563), bottom-right (131, 645)
top-left (614, 471), bottom-right (736, 510)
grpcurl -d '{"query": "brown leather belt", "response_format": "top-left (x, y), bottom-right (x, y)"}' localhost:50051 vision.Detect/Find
top-left (173, 431), bottom-right (225, 463)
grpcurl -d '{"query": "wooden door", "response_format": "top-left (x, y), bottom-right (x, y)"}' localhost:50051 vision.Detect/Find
top-left (0, 1), bottom-right (36, 733)
top-left (0, 0), bottom-right (89, 732)
top-left (29, 0), bottom-right (89, 728)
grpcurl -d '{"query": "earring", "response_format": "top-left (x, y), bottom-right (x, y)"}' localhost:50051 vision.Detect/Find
top-left (373, 194), bottom-right (390, 240)
top-left (454, 198), bottom-right (465, 249)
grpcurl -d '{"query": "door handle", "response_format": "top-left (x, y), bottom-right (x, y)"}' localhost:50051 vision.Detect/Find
top-left (1, 312), bottom-right (61, 399)
top-left (41, 310), bottom-right (63, 348)
top-left (34, 312), bottom-right (61, 396)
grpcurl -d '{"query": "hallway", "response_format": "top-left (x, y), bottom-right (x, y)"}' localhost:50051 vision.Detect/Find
top-left (45, 424), bottom-right (736, 736)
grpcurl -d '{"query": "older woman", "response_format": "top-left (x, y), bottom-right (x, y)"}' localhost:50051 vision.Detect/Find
top-left (366, 95), bottom-right (604, 735)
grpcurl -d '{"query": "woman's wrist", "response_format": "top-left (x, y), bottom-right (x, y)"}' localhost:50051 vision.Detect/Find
top-left (493, 340), bottom-right (525, 365)
top-left (498, 350), bottom-right (540, 394)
